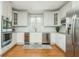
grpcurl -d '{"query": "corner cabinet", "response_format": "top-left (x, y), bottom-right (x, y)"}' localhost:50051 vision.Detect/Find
top-left (12, 11), bottom-right (28, 26)
top-left (43, 11), bottom-right (58, 26)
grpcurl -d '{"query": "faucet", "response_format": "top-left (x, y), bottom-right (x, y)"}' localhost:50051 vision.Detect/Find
top-left (35, 26), bottom-right (38, 32)
top-left (33, 24), bottom-right (37, 32)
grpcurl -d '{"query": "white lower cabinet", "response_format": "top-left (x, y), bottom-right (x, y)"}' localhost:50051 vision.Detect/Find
top-left (16, 33), bottom-right (24, 45)
top-left (55, 33), bottom-right (66, 52)
top-left (15, 32), bottom-right (66, 52)
top-left (50, 33), bottom-right (56, 45)
top-left (12, 33), bottom-right (17, 43)
top-left (30, 33), bottom-right (42, 44)
top-left (50, 33), bottom-right (66, 52)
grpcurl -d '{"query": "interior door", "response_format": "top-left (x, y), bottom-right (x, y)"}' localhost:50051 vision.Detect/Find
top-left (74, 18), bottom-right (79, 56)
top-left (66, 18), bottom-right (75, 57)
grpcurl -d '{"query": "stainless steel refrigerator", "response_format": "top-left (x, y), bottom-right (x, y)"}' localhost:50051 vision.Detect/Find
top-left (66, 10), bottom-right (79, 57)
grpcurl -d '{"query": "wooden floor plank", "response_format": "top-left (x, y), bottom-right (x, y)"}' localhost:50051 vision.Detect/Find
top-left (3, 45), bottom-right (65, 57)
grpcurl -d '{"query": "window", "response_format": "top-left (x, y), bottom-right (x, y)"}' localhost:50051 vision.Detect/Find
top-left (30, 15), bottom-right (42, 32)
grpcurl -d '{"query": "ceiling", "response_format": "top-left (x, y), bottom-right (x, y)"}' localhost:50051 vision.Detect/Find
top-left (12, 1), bottom-right (68, 13)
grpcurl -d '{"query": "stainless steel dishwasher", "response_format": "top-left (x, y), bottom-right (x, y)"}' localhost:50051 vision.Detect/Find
top-left (24, 33), bottom-right (29, 45)
top-left (42, 33), bottom-right (50, 44)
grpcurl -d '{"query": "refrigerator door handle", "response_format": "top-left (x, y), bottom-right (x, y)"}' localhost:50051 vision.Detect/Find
top-left (72, 18), bottom-right (75, 45)
top-left (74, 18), bottom-right (79, 46)
top-left (72, 16), bottom-right (77, 46)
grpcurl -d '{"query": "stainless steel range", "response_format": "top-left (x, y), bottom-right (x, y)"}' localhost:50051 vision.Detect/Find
top-left (1, 32), bottom-right (12, 47)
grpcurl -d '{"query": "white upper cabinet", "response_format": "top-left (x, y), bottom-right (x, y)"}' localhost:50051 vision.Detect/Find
top-left (12, 11), bottom-right (18, 26)
top-left (13, 11), bottom-right (28, 26)
top-left (18, 11), bottom-right (28, 26)
top-left (2, 1), bottom-right (12, 21)
top-left (44, 11), bottom-right (54, 26)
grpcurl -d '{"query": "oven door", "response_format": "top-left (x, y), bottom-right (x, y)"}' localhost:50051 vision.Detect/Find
top-left (1, 33), bottom-right (12, 47)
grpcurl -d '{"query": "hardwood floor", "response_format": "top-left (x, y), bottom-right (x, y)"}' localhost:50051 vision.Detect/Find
top-left (3, 45), bottom-right (65, 57)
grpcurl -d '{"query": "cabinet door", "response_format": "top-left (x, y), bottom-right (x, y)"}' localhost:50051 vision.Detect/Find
top-left (50, 33), bottom-right (56, 44)
top-left (12, 33), bottom-right (17, 43)
top-left (56, 34), bottom-right (66, 52)
top-left (13, 12), bottom-right (18, 26)
top-left (30, 33), bottom-right (42, 44)
top-left (44, 12), bottom-right (54, 26)
top-left (18, 11), bottom-right (28, 26)
top-left (13, 13), bottom-right (18, 25)
top-left (54, 13), bottom-right (58, 25)
top-left (16, 33), bottom-right (24, 45)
